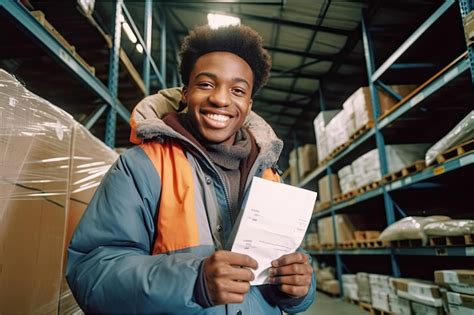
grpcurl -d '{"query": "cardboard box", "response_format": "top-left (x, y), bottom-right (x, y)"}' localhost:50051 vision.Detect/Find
top-left (343, 283), bottom-right (359, 301)
top-left (289, 144), bottom-right (318, 182)
top-left (0, 69), bottom-right (117, 314)
top-left (322, 280), bottom-right (340, 295)
top-left (346, 85), bottom-right (416, 131)
top-left (446, 291), bottom-right (474, 315)
top-left (399, 297), bottom-right (413, 315)
top-left (318, 174), bottom-right (341, 204)
top-left (357, 272), bottom-right (372, 303)
top-left (392, 278), bottom-right (443, 307)
top-left (318, 215), bottom-right (355, 245)
top-left (313, 110), bottom-right (339, 163)
top-left (411, 301), bottom-right (445, 315)
top-left (390, 294), bottom-right (401, 314)
top-left (435, 270), bottom-right (474, 295)
top-left (342, 274), bottom-right (357, 284)
top-left (372, 291), bottom-right (391, 312)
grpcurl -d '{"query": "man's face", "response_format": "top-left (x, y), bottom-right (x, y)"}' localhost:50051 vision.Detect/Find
top-left (182, 51), bottom-right (253, 145)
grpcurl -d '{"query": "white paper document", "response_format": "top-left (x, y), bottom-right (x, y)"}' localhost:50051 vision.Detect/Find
top-left (229, 177), bottom-right (317, 285)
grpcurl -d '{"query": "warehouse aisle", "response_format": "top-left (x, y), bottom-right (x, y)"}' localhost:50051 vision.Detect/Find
top-left (298, 292), bottom-right (366, 315)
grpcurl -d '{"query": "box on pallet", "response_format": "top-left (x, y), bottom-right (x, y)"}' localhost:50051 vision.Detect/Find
top-left (357, 273), bottom-right (372, 303)
top-left (0, 69), bottom-right (118, 314)
top-left (446, 291), bottom-right (474, 315)
top-left (318, 174), bottom-right (341, 203)
top-left (325, 109), bottom-right (355, 154)
top-left (392, 278), bottom-right (443, 307)
top-left (322, 280), bottom-right (341, 296)
top-left (435, 270), bottom-right (474, 295)
top-left (313, 110), bottom-right (339, 163)
top-left (345, 85), bottom-right (416, 131)
top-left (399, 297), bottom-right (413, 315)
top-left (343, 283), bottom-right (359, 301)
top-left (411, 301), bottom-right (444, 315)
top-left (289, 144), bottom-right (318, 185)
top-left (317, 215), bottom-right (355, 245)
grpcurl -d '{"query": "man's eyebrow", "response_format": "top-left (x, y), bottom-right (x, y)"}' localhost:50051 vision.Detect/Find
top-left (194, 72), bottom-right (250, 88)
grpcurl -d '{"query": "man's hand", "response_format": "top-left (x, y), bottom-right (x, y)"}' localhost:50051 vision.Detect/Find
top-left (203, 251), bottom-right (258, 305)
top-left (268, 252), bottom-right (313, 298)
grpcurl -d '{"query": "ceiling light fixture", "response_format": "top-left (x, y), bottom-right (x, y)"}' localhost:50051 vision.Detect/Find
top-left (207, 13), bottom-right (240, 29)
top-left (122, 21), bottom-right (137, 44)
top-left (136, 43), bottom-right (144, 54)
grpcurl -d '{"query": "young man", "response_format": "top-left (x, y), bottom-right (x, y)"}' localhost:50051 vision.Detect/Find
top-left (67, 24), bottom-right (315, 314)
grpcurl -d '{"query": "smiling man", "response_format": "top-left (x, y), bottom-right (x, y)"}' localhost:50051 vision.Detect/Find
top-left (66, 25), bottom-right (315, 314)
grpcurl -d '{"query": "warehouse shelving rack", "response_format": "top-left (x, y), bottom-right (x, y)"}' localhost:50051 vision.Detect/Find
top-left (0, 0), bottom-right (170, 148)
top-left (300, 0), bottom-right (474, 297)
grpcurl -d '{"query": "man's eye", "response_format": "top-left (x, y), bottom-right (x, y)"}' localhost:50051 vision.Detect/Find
top-left (198, 82), bottom-right (213, 89)
top-left (233, 88), bottom-right (246, 95)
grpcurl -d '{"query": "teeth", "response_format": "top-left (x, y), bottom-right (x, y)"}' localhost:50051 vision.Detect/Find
top-left (207, 113), bottom-right (230, 122)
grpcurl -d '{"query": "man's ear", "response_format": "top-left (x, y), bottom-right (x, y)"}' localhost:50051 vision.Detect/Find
top-left (181, 86), bottom-right (188, 102)
top-left (248, 99), bottom-right (253, 114)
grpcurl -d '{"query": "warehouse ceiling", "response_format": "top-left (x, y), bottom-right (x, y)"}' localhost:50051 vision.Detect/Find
top-left (0, 0), bottom-right (466, 169)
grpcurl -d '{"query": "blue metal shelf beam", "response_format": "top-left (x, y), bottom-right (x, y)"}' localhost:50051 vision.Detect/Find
top-left (0, 0), bottom-right (131, 124)
top-left (308, 247), bottom-right (474, 257)
top-left (370, 0), bottom-right (455, 82)
top-left (121, 2), bottom-right (166, 89)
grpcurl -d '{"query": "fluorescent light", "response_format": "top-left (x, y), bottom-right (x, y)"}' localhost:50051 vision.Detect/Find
top-left (207, 13), bottom-right (240, 29)
top-left (136, 43), bottom-right (143, 53)
top-left (122, 22), bottom-right (137, 43)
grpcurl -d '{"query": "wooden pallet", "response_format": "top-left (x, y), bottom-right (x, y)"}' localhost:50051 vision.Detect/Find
top-left (383, 160), bottom-right (427, 183)
top-left (428, 234), bottom-right (473, 247)
top-left (31, 10), bottom-right (96, 75)
top-left (359, 301), bottom-right (394, 315)
top-left (321, 243), bottom-right (336, 250)
top-left (316, 201), bottom-right (331, 212)
top-left (338, 240), bottom-right (389, 249)
top-left (350, 121), bottom-right (374, 141)
top-left (391, 239), bottom-right (423, 248)
top-left (333, 190), bottom-right (356, 203)
top-left (343, 297), bottom-right (359, 305)
top-left (435, 139), bottom-right (474, 164)
top-left (356, 180), bottom-right (381, 195)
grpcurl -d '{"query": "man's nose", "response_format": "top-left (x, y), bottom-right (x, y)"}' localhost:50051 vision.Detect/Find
top-left (208, 87), bottom-right (231, 107)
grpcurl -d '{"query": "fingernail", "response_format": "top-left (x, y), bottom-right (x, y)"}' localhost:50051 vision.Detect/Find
top-left (269, 268), bottom-right (275, 275)
top-left (272, 260), bottom-right (278, 267)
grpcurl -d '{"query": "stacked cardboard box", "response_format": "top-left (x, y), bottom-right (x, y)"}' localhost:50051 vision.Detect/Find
top-left (351, 144), bottom-right (430, 189)
top-left (343, 85), bottom-right (416, 131)
top-left (317, 174), bottom-right (341, 204)
top-left (0, 69), bottom-right (118, 314)
top-left (337, 165), bottom-right (357, 195)
top-left (435, 270), bottom-right (474, 315)
top-left (357, 273), bottom-right (372, 303)
top-left (369, 274), bottom-right (394, 312)
top-left (343, 274), bottom-right (359, 301)
top-left (289, 144), bottom-right (317, 185)
top-left (305, 232), bottom-right (320, 249)
top-left (392, 278), bottom-right (444, 315)
top-left (325, 109), bottom-right (356, 155)
top-left (313, 110), bottom-right (339, 163)
top-left (318, 215), bottom-right (355, 245)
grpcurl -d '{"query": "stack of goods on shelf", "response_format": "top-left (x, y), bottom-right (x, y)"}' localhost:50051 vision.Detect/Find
top-left (357, 273), bottom-right (372, 304)
top-left (338, 165), bottom-right (357, 195)
top-left (0, 69), bottom-right (118, 314)
top-left (425, 110), bottom-right (474, 166)
top-left (317, 215), bottom-right (355, 248)
top-left (312, 85), bottom-right (415, 165)
top-left (305, 232), bottom-right (320, 250)
top-left (316, 174), bottom-right (341, 209)
top-left (343, 85), bottom-right (415, 131)
top-left (379, 216), bottom-right (451, 246)
top-left (392, 278), bottom-right (444, 315)
top-left (352, 144), bottom-right (431, 190)
top-left (435, 269), bottom-right (474, 315)
top-left (289, 144), bottom-right (318, 186)
top-left (342, 274), bottom-right (359, 301)
top-left (424, 219), bottom-right (474, 246)
top-left (369, 274), bottom-right (398, 313)
top-left (316, 265), bottom-right (340, 296)
top-left (313, 110), bottom-right (339, 164)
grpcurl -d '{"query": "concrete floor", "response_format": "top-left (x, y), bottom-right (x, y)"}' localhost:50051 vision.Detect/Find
top-left (297, 292), bottom-right (367, 315)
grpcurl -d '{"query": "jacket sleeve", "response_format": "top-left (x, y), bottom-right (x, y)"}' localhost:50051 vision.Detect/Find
top-left (257, 248), bottom-right (316, 313)
top-left (66, 147), bottom-right (206, 314)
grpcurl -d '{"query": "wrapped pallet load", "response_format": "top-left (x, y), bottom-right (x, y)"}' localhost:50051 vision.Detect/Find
top-left (313, 110), bottom-right (339, 163)
top-left (425, 110), bottom-right (474, 165)
top-left (0, 69), bottom-right (118, 314)
top-left (379, 216), bottom-right (451, 245)
top-left (342, 274), bottom-right (359, 301)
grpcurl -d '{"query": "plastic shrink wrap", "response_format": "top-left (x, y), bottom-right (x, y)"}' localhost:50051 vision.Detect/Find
top-left (423, 220), bottom-right (474, 236)
top-left (379, 216), bottom-right (451, 245)
top-left (0, 69), bottom-right (118, 314)
top-left (425, 110), bottom-right (474, 165)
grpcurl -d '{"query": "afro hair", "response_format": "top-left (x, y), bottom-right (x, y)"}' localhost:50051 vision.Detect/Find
top-left (179, 24), bottom-right (272, 97)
